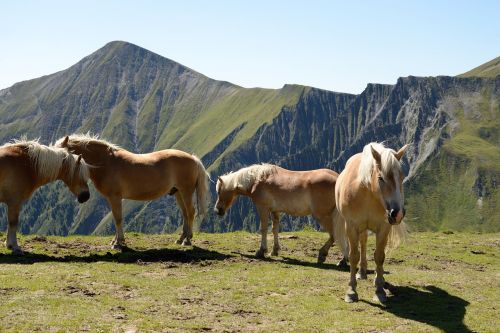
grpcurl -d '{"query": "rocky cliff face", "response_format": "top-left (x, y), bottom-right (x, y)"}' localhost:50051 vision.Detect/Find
top-left (0, 42), bottom-right (498, 235)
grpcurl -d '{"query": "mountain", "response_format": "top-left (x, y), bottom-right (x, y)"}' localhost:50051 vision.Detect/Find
top-left (0, 42), bottom-right (498, 235)
top-left (458, 56), bottom-right (500, 78)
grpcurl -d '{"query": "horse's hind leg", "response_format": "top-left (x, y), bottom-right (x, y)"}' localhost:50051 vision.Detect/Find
top-left (177, 190), bottom-right (195, 246)
top-left (317, 215), bottom-right (334, 264)
top-left (107, 196), bottom-right (126, 250)
top-left (5, 203), bottom-right (23, 255)
top-left (357, 230), bottom-right (368, 280)
top-left (270, 212), bottom-right (280, 256)
top-left (255, 206), bottom-right (269, 259)
top-left (174, 192), bottom-right (188, 245)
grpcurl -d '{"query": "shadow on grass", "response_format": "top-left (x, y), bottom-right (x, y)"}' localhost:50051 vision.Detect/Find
top-left (362, 285), bottom-right (472, 333)
top-left (0, 246), bottom-right (233, 265)
top-left (232, 251), bottom-right (351, 271)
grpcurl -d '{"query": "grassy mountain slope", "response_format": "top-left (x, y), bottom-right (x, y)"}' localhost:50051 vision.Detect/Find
top-left (458, 56), bottom-right (500, 78)
top-left (0, 231), bottom-right (498, 332)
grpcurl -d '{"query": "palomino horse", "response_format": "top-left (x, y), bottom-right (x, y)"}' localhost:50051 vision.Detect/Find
top-left (335, 142), bottom-right (408, 303)
top-left (0, 139), bottom-right (90, 254)
top-left (56, 134), bottom-right (210, 248)
top-left (215, 164), bottom-right (347, 264)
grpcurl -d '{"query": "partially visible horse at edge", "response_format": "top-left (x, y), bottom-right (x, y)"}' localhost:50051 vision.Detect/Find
top-left (335, 142), bottom-right (409, 303)
top-left (0, 139), bottom-right (90, 254)
top-left (215, 164), bottom-right (348, 264)
top-left (56, 134), bottom-right (210, 248)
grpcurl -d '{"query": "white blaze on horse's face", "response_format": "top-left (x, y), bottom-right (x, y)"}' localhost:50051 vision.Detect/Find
top-left (371, 144), bottom-right (408, 225)
top-left (214, 177), bottom-right (236, 216)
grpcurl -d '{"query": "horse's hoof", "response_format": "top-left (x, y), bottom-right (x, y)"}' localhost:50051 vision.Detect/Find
top-left (345, 291), bottom-right (358, 303)
top-left (111, 243), bottom-right (123, 251)
top-left (337, 258), bottom-right (349, 270)
top-left (373, 290), bottom-right (387, 303)
top-left (270, 249), bottom-right (279, 256)
top-left (11, 248), bottom-right (24, 256)
top-left (175, 239), bottom-right (183, 245)
top-left (182, 239), bottom-right (192, 246)
top-left (255, 249), bottom-right (266, 259)
top-left (356, 270), bottom-right (368, 280)
top-left (317, 253), bottom-right (327, 264)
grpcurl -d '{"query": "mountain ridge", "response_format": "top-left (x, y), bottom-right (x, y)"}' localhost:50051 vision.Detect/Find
top-left (0, 42), bottom-right (498, 235)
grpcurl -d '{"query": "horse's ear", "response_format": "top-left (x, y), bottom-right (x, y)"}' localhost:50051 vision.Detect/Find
top-left (77, 155), bottom-right (82, 164)
top-left (370, 145), bottom-right (382, 166)
top-left (62, 136), bottom-right (69, 147)
top-left (394, 144), bottom-right (409, 161)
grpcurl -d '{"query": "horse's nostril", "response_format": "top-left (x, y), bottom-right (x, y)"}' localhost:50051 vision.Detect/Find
top-left (78, 191), bottom-right (90, 203)
top-left (390, 209), bottom-right (398, 218)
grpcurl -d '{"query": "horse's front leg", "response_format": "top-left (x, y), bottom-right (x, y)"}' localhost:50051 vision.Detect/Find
top-left (357, 230), bottom-right (368, 280)
top-left (270, 212), bottom-right (280, 256)
top-left (5, 203), bottom-right (23, 255)
top-left (108, 197), bottom-right (126, 250)
top-left (255, 206), bottom-right (269, 259)
top-left (345, 225), bottom-right (360, 303)
top-left (373, 226), bottom-right (390, 303)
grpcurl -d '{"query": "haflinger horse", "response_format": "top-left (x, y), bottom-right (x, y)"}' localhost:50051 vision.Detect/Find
top-left (335, 142), bottom-right (409, 303)
top-left (0, 139), bottom-right (90, 254)
top-left (56, 134), bottom-right (210, 249)
top-left (215, 164), bottom-right (348, 264)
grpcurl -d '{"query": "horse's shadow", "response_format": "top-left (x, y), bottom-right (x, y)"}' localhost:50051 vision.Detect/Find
top-left (363, 284), bottom-right (472, 333)
top-left (0, 246), bottom-right (233, 265)
top-left (233, 251), bottom-right (351, 271)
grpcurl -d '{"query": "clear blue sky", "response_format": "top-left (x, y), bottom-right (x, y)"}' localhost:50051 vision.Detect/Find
top-left (1, 1), bottom-right (499, 93)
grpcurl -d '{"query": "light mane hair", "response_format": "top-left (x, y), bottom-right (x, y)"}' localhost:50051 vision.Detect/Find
top-left (218, 164), bottom-right (277, 192)
top-left (358, 142), bottom-right (402, 186)
top-left (55, 133), bottom-right (121, 151)
top-left (3, 138), bottom-right (90, 182)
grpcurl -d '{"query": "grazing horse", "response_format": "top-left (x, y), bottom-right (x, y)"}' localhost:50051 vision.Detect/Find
top-left (0, 139), bottom-right (90, 254)
top-left (215, 164), bottom-right (347, 264)
top-left (56, 134), bottom-right (210, 248)
top-left (335, 142), bottom-right (408, 303)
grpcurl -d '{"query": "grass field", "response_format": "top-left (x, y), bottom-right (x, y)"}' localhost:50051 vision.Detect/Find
top-left (0, 231), bottom-right (498, 332)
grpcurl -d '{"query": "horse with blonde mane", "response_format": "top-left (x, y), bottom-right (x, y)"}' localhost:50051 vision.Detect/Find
top-left (335, 142), bottom-right (409, 303)
top-left (215, 164), bottom-right (347, 264)
top-left (0, 139), bottom-right (90, 254)
top-left (56, 134), bottom-right (210, 248)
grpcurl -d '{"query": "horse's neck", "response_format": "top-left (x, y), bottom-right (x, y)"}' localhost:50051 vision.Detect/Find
top-left (79, 145), bottom-right (112, 165)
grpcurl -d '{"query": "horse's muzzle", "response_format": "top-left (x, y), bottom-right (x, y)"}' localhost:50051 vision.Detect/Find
top-left (387, 208), bottom-right (405, 225)
top-left (78, 191), bottom-right (90, 203)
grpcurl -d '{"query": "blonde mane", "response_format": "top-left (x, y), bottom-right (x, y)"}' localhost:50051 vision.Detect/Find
top-left (3, 139), bottom-right (90, 182)
top-left (358, 142), bottom-right (403, 186)
top-left (55, 133), bottom-right (121, 151)
top-left (218, 164), bottom-right (277, 192)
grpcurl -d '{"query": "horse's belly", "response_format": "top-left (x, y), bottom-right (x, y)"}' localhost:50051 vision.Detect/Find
top-left (273, 200), bottom-right (312, 216)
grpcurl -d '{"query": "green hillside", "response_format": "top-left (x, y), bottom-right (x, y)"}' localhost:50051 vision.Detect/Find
top-left (458, 56), bottom-right (500, 78)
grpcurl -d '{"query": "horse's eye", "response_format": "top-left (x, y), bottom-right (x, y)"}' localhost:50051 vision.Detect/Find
top-left (378, 176), bottom-right (385, 183)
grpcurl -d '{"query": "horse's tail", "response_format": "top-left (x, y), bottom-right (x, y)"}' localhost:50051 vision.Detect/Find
top-left (192, 155), bottom-right (211, 217)
top-left (333, 208), bottom-right (349, 258)
top-left (386, 221), bottom-right (408, 253)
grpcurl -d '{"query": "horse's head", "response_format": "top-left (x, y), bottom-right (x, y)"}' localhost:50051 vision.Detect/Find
top-left (214, 176), bottom-right (237, 216)
top-left (370, 144), bottom-right (409, 225)
top-left (63, 154), bottom-right (90, 203)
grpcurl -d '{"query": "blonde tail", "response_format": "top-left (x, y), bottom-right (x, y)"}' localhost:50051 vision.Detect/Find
top-left (386, 221), bottom-right (408, 253)
top-left (333, 209), bottom-right (349, 258)
top-left (193, 155), bottom-right (210, 217)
